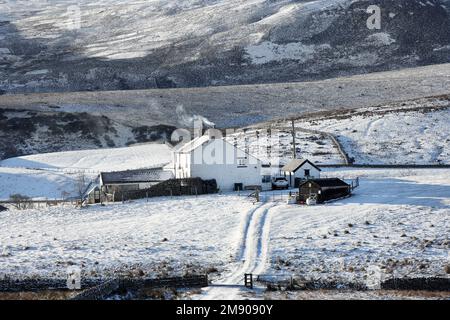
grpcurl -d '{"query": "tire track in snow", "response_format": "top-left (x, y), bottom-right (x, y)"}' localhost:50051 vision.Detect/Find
top-left (197, 202), bottom-right (277, 300)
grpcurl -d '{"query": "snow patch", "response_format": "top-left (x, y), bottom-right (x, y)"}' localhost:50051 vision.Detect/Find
top-left (246, 41), bottom-right (331, 64)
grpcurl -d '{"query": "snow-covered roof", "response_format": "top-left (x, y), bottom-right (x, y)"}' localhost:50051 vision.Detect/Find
top-left (100, 168), bottom-right (173, 184)
top-left (175, 135), bottom-right (213, 153)
top-left (175, 135), bottom-right (264, 164)
top-left (282, 159), bottom-right (321, 173)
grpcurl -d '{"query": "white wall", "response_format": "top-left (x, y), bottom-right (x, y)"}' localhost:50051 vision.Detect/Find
top-left (175, 139), bottom-right (263, 191)
top-left (283, 162), bottom-right (321, 187)
top-left (191, 162), bottom-right (261, 191)
top-left (293, 162), bottom-right (321, 179)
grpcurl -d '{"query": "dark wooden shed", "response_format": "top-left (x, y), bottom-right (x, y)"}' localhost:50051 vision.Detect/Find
top-left (298, 178), bottom-right (351, 203)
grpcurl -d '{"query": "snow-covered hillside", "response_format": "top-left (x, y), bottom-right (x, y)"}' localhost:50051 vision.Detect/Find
top-left (226, 128), bottom-right (344, 166)
top-left (0, 143), bottom-right (172, 200)
top-left (1, 143), bottom-right (172, 171)
top-left (299, 99), bottom-right (450, 164)
top-left (0, 106), bottom-right (176, 160)
top-left (0, 0), bottom-right (449, 92)
top-left (0, 167), bottom-right (84, 201)
top-left (251, 95), bottom-right (450, 165)
top-left (1, 65), bottom-right (449, 160)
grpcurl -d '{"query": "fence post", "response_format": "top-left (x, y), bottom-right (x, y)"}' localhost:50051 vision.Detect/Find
top-left (244, 273), bottom-right (253, 289)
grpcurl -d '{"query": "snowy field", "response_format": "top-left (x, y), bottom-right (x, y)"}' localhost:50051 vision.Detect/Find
top-left (1, 168), bottom-right (448, 298)
top-left (0, 194), bottom-right (254, 279)
top-left (0, 143), bottom-right (172, 200)
top-left (267, 168), bottom-right (450, 283)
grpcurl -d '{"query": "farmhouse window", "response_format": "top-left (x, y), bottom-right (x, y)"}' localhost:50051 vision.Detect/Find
top-left (304, 169), bottom-right (310, 176)
top-left (238, 158), bottom-right (247, 167)
top-left (262, 175), bottom-right (271, 183)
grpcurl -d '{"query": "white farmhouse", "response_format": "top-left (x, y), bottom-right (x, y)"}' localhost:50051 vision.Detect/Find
top-left (173, 134), bottom-right (263, 191)
top-left (281, 159), bottom-right (321, 188)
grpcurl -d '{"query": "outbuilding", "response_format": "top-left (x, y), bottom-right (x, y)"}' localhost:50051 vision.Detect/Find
top-left (281, 159), bottom-right (321, 188)
top-left (298, 178), bottom-right (351, 203)
top-left (100, 168), bottom-right (173, 194)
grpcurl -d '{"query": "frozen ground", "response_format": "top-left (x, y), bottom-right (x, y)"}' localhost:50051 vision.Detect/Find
top-left (0, 143), bottom-right (172, 200)
top-left (192, 168), bottom-right (450, 299)
top-left (1, 65), bottom-right (449, 161)
top-left (0, 194), bottom-right (255, 279)
top-left (1, 168), bottom-right (448, 300)
top-left (267, 168), bottom-right (450, 283)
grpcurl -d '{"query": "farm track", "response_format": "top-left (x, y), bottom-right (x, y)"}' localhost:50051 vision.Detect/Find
top-left (197, 202), bottom-right (278, 300)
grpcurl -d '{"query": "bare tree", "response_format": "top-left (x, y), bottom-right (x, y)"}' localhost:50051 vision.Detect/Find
top-left (9, 194), bottom-right (32, 210)
top-left (75, 172), bottom-right (87, 207)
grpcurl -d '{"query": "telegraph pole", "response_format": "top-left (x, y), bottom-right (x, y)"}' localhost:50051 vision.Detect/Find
top-left (291, 119), bottom-right (297, 159)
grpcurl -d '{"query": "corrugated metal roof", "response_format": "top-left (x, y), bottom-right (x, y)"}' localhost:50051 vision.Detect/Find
top-left (101, 168), bottom-right (173, 184)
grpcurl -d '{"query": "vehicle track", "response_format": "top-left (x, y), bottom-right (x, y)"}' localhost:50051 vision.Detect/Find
top-left (198, 202), bottom-right (277, 300)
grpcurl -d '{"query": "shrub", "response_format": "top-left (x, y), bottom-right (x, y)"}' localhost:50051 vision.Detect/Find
top-left (9, 194), bottom-right (32, 210)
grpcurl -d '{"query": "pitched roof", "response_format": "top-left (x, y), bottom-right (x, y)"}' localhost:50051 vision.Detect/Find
top-left (175, 135), bottom-right (211, 153)
top-left (100, 168), bottom-right (173, 184)
top-left (281, 159), bottom-right (321, 172)
top-left (300, 178), bottom-right (349, 188)
top-left (174, 135), bottom-right (263, 164)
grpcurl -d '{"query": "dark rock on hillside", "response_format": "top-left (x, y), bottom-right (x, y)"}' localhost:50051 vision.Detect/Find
top-left (0, 108), bottom-right (176, 159)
